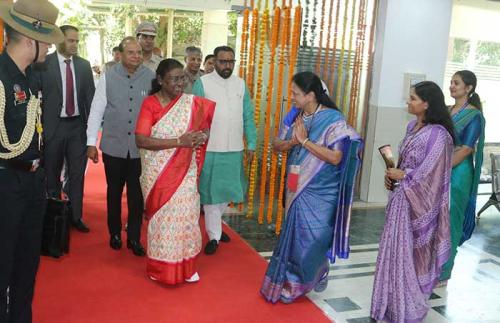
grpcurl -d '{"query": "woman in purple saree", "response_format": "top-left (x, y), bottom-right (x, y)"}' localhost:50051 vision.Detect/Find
top-left (371, 81), bottom-right (455, 322)
top-left (260, 72), bottom-right (362, 304)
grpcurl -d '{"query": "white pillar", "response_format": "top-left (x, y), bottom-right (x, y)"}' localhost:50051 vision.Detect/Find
top-left (125, 16), bottom-right (133, 37)
top-left (201, 10), bottom-right (229, 56)
top-left (166, 10), bottom-right (174, 58)
top-left (359, 0), bottom-right (453, 202)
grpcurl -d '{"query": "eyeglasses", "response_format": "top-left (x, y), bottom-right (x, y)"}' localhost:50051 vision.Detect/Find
top-left (138, 34), bottom-right (155, 41)
top-left (216, 59), bottom-right (236, 66)
top-left (167, 75), bottom-right (186, 84)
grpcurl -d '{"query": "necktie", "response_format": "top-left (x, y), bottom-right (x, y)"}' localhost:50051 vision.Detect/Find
top-left (65, 59), bottom-right (75, 117)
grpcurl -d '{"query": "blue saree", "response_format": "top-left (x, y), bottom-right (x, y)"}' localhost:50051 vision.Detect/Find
top-left (455, 108), bottom-right (485, 245)
top-left (260, 108), bottom-right (362, 303)
top-left (440, 106), bottom-right (485, 280)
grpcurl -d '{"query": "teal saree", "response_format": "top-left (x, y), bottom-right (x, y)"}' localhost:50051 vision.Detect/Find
top-left (440, 107), bottom-right (485, 281)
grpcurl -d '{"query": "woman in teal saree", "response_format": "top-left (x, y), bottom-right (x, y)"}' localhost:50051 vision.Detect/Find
top-left (440, 70), bottom-right (486, 282)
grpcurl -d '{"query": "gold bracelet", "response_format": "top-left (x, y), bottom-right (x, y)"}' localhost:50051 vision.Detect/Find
top-left (301, 138), bottom-right (309, 146)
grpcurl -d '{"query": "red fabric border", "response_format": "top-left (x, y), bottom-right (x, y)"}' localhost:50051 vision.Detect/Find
top-left (147, 256), bottom-right (197, 285)
top-left (144, 95), bottom-right (215, 219)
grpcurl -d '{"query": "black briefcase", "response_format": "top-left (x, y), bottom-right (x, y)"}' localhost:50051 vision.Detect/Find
top-left (41, 198), bottom-right (71, 258)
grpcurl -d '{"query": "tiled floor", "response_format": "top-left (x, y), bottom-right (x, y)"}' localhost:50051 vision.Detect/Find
top-left (223, 192), bottom-right (500, 323)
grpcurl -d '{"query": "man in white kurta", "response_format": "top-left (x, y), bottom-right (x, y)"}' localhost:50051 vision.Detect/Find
top-left (193, 46), bottom-right (256, 255)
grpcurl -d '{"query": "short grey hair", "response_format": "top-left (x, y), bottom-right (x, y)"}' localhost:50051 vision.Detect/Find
top-left (185, 46), bottom-right (202, 56)
top-left (119, 36), bottom-right (139, 52)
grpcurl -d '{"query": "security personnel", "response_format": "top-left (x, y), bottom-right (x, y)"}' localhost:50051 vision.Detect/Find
top-left (0, 1), bottom-right (63, 322)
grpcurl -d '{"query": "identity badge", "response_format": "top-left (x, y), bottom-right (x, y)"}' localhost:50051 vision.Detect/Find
top-left (287, 164), bottom-right (300, 192)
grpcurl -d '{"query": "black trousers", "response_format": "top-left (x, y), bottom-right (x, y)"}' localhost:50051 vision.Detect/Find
top-left (0, 168), bottom-right (46, 323)
top-left (102, 153), bottom-right (143, 242)
top-left (44, 117), bottom-right (87, 221)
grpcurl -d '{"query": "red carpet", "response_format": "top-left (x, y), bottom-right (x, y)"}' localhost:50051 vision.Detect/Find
top-left (33, 158), bottom-right (331, 323)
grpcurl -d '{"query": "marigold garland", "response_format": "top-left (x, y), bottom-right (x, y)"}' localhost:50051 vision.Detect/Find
top-left (322, 0), bottom-right (335, 85)
top-left (315, 0), bottom-right (327, 74)
top-left (237, 2), bottom-right (251, 213)
top-left (335, 0), bottom-right (351, 110)
top-left (247, 5), bottom-right (268, 220)
top-left (359, 0), bottom-right (377, 137)
top-left (266, 6), bottom-right (290, 224)
top-left (275, 5), bottom-right (302, 234)
top-left (246, 8), bottom-right (260, 97)
top-left (258, 6), bottom-right (281, 224)
top-left (244, 1), bottom-right (257, 217)
top-left (309, 0), bottom-right (319, 69)
top-left (348, 39), bottom-right (361, 124)
top-left (239, 8), bottom-right (251, 79)
top-left (302, 0), bottom-right (310, 48)
top-left (328, 0), bottom-right (342, 92)
top-left (342, 0), bottom-right (357, 115)
top-left (348, 0), bottom-right (366, 125)
top-left (240, 0), bottom-right (374, 233)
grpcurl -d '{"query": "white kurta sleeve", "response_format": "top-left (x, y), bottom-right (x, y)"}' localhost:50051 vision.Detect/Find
top-left (86, 74), bottom-right (107, 146)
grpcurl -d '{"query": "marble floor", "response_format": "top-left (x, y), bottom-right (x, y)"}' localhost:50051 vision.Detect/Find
top-left (222, 191), bottom-right (500, 323)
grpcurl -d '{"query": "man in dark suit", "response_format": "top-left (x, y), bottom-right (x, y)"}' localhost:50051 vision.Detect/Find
top-left (40, 25), bottom-right (95, 232)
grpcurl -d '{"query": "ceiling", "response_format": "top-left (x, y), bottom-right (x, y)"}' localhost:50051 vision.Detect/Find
top-left (89, 0), bottom-right (246, 11)
top-left (455, 0), bottom-right (500, 11)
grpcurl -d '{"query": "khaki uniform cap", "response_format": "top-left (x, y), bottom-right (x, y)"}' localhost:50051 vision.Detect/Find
top-left (0, 0), bottom-right (64, 44)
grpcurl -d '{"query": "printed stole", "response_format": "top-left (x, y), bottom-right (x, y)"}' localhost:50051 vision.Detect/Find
top-left (141, 94), bottom-right (207, 220)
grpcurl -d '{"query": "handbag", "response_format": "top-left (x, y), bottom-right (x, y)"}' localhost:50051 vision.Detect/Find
top-left (41, 198), bottom-right (71, 258)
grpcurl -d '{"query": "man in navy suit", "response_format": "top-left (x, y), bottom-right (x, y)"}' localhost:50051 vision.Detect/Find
top-left (40, 25), bottom-right (95, 232)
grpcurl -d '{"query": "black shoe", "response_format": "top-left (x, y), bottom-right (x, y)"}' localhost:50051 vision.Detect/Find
top-left (110, 234), bottom-right (122, 250)
top-left (127, 240), bottom-right (146, 257)
top-left (204, 239), bottom-right (218, 255)
top-left (72, 219), bottom-right (90, 233)
top-left (220, 231), bottom-right (231, 243)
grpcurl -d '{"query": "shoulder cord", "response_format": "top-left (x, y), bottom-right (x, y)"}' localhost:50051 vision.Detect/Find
top-left (0, 80), bottom-right (42, 159)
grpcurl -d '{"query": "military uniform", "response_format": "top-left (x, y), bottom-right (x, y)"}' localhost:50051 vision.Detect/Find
top-left (0, 0), bottom-right (64, 320)
top-left (0, 52), bottom-right (46, 323)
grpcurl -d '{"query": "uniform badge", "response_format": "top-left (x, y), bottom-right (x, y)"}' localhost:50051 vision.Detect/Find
top-left (32, 20), bottom-right (42, 30)
top-left (13, 84), bottom-right (27, 106)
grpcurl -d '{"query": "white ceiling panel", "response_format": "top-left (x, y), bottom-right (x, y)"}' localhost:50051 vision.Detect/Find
top-left (90, 0), bottom-right (246, 11)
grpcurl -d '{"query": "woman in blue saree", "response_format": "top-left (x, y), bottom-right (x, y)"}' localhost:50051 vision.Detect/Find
top-left (260, 71), bottom-right (362, 304)
top-left (440, 70), bottom-right (486, 282)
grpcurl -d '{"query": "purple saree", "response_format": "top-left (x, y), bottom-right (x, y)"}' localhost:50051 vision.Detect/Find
top-left (371, 121), bottom-right (452, 323)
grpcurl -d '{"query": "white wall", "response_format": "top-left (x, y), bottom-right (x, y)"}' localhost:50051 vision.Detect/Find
top-left (360, 0), bottom-right (453, 202)
top-left (450, 0), bottom-right (500, 42)
top-left (371, 0), bottom-right (453, 107)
